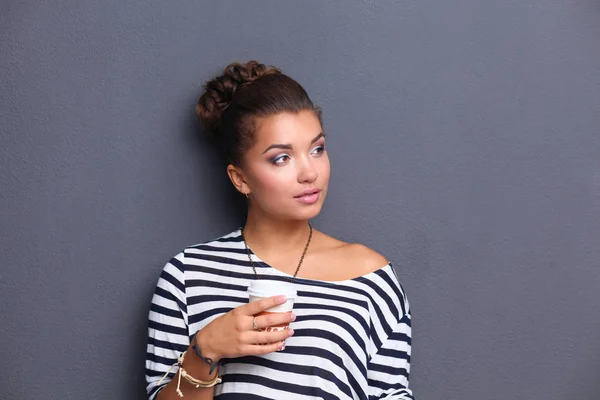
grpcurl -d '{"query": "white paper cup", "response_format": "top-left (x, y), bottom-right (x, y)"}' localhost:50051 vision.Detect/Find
top-left (247, 280), bottom-right (297, 349)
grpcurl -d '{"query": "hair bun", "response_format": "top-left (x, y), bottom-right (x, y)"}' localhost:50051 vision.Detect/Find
top-left (196, 60), bottom-right (281, 134)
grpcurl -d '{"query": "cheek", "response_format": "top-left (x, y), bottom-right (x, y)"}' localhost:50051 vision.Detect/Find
top-left (251, 167), bottom-right (294, 195)
top-left (319, 155), bottom-right (331, 181)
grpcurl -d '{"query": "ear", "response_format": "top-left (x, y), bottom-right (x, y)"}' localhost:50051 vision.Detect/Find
top-left (226, 164), bottom-right (251, 196)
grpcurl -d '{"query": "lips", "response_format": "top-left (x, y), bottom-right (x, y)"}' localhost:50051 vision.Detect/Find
top-left (294, 188), bottom-right (321, 198)
top-left (294, 188), bottom-right (321, 205)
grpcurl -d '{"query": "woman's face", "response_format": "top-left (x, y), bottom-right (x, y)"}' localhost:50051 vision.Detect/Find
top-left (233, 110), bottom-right (330, 221)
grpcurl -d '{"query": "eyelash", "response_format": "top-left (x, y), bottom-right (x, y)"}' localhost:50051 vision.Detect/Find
top-left (269, 145), bottom-right (326, 165)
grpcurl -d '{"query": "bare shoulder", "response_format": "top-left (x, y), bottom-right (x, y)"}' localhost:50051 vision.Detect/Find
top-left (343, 243), bottom-right (389, 272)
top-left (312, 230), bottom-right (389, 276)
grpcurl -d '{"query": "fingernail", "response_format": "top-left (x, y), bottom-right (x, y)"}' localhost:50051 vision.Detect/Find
top-left (290, 313), bottom-right (296, 321)
top-left (288, 329), bottom-right (295, 337)
top-left (279, 296), bottom-right (287, 303)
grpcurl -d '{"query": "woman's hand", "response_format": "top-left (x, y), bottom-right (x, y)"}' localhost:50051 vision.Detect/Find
top-left (195, 295), bottom-right (296, 362)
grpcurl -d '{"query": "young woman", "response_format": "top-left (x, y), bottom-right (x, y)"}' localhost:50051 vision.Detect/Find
top-left (145, 61), bottom-right (415, 399)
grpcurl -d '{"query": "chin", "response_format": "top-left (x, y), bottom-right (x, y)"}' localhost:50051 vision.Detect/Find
top-left (299, 207), bottom-right (323, 220)
top-left (272, 203), bottom-right (324, 221)
top-left (293, 201), bottom-right (326, 220)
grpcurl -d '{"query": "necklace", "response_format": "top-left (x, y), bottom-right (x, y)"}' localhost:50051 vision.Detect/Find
top-left (240, 223), bottom-right (313, 283)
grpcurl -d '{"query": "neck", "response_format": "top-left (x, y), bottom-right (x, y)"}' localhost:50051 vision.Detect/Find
top-left (242, 210), bottom-right (312, 257)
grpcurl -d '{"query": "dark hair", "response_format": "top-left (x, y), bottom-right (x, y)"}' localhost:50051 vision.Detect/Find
top-left (196, 61), bottom-right (322, 165)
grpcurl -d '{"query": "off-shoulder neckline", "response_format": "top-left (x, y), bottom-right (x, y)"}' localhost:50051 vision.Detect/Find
top-left (236, 229), bottom-right (393, 285)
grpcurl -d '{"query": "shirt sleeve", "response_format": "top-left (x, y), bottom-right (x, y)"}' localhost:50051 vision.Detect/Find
top-left (367, 306), bottom-right (414, 399)
top-left (145, 251), bottom-right (189, 400)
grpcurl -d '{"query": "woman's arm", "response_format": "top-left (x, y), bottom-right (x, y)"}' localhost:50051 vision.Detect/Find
top-left (151, 299), bottom-right (293, 400)
top-left (145, 251), bottom-right (294, 399)
top-left (155, 332), bottom-right (218, 400)
top-left (145, 252), bottom-right (220, 399)
top-left (146, 252), bottom-right (189, 399)
top-left (367, 311), bottom-right (415, 400)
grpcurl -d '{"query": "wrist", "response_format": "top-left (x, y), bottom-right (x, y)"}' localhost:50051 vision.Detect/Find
top-left (193, 329), bottom-right (222, 365)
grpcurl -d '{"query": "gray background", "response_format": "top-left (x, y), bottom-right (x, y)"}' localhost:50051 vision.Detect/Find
top-left (1, 1), bottom-right (599, 399)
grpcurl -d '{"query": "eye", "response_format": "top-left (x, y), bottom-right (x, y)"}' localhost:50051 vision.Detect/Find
top-left (311, 145), bottom-right (325, 155)
top-left (270, 154), bottom-right (290, 165)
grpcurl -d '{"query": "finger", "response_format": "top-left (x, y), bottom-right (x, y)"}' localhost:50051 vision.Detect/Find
top-left (246, 328), bottom-right (294, 345)
top-left (241, 295), bottom-right (287, 316)
top-left (254, 312), bottom-right (295, 330)
top-left (245, 341), bottom-right (287, 356)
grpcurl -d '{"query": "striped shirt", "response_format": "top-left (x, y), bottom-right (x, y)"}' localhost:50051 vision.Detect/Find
top-left (145, 229), bottom-right (415, 399)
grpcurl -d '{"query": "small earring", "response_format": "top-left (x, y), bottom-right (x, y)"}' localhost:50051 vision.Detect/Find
top-left (245, 193), bottom-right (250, 199)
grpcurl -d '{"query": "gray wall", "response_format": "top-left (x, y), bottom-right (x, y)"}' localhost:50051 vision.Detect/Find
top-left (1, 1), bottom-right (599, 399)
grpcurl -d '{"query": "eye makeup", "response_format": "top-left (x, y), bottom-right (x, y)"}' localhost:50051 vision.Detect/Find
top-left (311, 144), bottom-right (326, 155)
top-left (265, 134), bottom-right (327, 166)
top-left (269, 154), bottom-right (291, 165)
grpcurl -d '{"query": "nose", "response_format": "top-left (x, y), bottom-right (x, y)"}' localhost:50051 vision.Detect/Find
top-left (297, 156), bottom-right (318, 183)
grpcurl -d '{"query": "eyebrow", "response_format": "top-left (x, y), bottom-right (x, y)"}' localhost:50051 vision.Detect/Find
top-left (261, 132), bottom-right (325, 154)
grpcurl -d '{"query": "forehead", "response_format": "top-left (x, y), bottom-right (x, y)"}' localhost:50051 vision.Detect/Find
top-left (253, 110), bottom-right (322, 144)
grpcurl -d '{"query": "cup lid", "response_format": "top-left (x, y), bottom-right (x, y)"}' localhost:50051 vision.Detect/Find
top-left (247, 280), bottom-right (297, 299)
